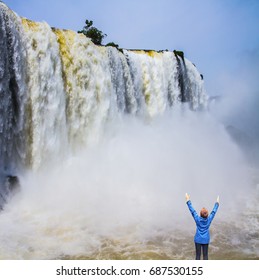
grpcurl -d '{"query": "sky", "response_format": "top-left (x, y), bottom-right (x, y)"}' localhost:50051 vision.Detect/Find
top-left (2, 0), bottom-right (259, 97)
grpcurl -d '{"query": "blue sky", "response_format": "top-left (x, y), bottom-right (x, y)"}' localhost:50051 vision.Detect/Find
top-left (3, 0), bottom-right (259, 96)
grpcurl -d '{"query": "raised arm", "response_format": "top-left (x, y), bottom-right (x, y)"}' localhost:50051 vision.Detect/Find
top-left (185, 193), bottom-right (199, 223)
top-left (208, 196), bottom-right (219, 223)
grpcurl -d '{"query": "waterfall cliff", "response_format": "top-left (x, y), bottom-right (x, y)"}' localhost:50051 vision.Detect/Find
top-left (0, 2), bottom-right (207, 174)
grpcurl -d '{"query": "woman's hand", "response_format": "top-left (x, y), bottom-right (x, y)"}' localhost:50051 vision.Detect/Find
top-left (185, 193), bottom-right (190, 202)
top-left (217, 195), bottom-right (220, 204)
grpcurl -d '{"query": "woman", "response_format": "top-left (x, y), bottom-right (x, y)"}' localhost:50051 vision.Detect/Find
top-left (185, 193), bottom-right (219, 260)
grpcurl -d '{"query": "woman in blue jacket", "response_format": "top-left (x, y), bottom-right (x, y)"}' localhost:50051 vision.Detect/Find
top-left (186, 193), bottom-right (219, 260)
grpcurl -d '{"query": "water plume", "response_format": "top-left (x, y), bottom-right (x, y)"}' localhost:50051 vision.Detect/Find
top-left (0, 109), bottom-right (255, 259)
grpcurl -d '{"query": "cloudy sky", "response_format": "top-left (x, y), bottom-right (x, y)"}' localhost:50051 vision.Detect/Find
top-left (3, 0), bottom-right (259, 96)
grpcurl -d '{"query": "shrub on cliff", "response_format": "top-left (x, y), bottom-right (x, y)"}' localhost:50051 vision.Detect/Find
top-left (78, 19), bottom-right (107, 45)
top-left (105, 42), bottom-right (119, 48)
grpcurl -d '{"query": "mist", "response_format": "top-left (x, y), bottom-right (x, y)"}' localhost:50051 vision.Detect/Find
top-left (0, 107), bottom-right (254, 259)
top-left (209, 47), bottom-right (259, 165)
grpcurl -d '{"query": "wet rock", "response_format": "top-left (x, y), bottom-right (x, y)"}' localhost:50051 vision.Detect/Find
top-left (0, 175), bottom-right (20, 210)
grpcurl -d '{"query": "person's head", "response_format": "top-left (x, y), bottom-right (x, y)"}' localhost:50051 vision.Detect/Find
top-left (200, 207), bottom-right (208, 218)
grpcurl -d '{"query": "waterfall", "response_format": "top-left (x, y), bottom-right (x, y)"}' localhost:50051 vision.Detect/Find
top-left (0, 2), bottom-right (207, 176)
top-left (21, 18), bottom-right (68, 169)
top-left (0, 3), bottom-right (27, 174)
top-left (0, 3), bottom-right (257, 260)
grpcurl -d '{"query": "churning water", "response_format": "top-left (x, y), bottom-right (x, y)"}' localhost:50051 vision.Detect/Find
top-left (0, 3), bottom-right (258, 259)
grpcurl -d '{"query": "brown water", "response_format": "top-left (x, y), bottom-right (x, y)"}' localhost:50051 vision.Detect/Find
top-left (61, 223), bottom-right (259, 260)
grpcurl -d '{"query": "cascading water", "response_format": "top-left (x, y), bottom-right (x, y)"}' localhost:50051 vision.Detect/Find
top-left (0, 4), bottom-right (27, 173)
top-left (0, 2), bottom-right (207, 173)
top-left (0, 3), bottom-right (258, 259)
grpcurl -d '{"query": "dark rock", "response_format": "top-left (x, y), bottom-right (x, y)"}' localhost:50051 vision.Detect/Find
top-left (0, 175), bottom-right (20, 210)
top-left (173, 50), bottom-right (184, 60)
top-left (5, 175), bottom-right (20, 193)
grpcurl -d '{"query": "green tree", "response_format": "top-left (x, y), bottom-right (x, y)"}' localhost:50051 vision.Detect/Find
top-left (78, 19), bottom-right (107, 45)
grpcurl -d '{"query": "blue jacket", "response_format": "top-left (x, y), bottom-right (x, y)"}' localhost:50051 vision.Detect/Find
top-left (187, 200), bottom-right (219, 244)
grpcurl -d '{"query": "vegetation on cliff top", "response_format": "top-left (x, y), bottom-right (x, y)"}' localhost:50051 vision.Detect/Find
top-left (78, 19), bottom-right (107, 45)
top-left (78, 19), bottom-right (185, 60)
